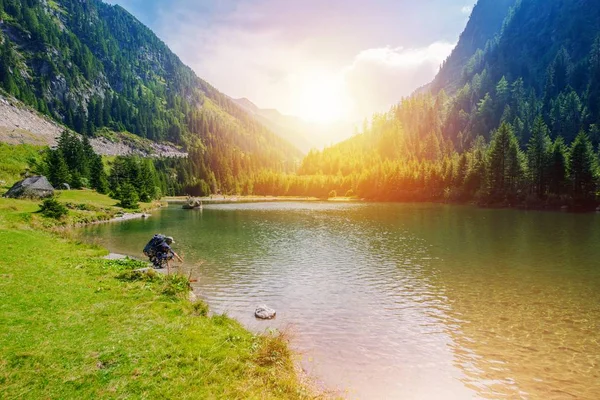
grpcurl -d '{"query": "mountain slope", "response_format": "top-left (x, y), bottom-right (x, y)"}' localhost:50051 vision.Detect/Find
top-left (0, 0), bottom-right (300, 192)
top-left (438, 0), bottom-right (600, 147)
top-left (233, 98), bottom-right (315, 153)
top-left (430, 0), bottom-right (517, 94)
top-left (0, 93), bottom-right (187, 157)
top-left (463, 0), bottom-right (600, 94)
top-left (290, 0), bottom-right (600, 207)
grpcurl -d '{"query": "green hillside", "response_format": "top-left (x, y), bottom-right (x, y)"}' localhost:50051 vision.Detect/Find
top-left (0, 0), bottom-right (300, 194)
top-left (283, 0), bottom-right (600, 209)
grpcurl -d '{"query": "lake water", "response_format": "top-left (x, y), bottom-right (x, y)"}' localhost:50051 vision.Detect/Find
top-left (80, 202), bottom-right (600, 399)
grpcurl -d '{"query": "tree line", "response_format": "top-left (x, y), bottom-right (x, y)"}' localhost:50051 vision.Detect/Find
top-left (0, 0), bottom-right (299, 199)
top-left (250, 38), bottom-right (600, 209)
top-left (42, 131), bottom-right (163, 208)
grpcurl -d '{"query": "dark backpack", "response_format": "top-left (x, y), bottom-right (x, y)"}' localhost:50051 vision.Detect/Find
top-left (143, 234), bottom-right (166, 257)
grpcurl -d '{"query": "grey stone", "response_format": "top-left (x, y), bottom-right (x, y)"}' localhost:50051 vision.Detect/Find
top-left (3, 175), bottom-right (54, 199)
top-left (183, 197), bottom-right (203, 209)
top-left (255, 305), bottom-right (276, 320)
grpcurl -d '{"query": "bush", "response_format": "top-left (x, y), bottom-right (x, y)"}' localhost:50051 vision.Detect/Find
top-left (328, 190), bottom-right (337, 198)
top-left (345, 189), bottom-right (355, 197)
top-left (39, 197), bottom-right (68, 219)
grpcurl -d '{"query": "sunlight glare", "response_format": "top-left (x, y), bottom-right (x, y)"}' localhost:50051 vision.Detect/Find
top-left (291, 71), bottom-right (352, 124)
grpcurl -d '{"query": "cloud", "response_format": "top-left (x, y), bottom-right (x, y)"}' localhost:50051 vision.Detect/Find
top-left (342, 42), bottom-right (455, 117)
top-left (107, 0), bottom-right (467, 124)
top-left (461, 5), bottom-right (474, 15)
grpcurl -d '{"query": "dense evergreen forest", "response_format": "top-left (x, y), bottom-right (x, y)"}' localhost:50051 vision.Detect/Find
top-left (4, 0), bottom-right (600, 208)
top-left (251, 0), bottom-right (600, 209)
top-left (0, 0), bottom-right (300, 195)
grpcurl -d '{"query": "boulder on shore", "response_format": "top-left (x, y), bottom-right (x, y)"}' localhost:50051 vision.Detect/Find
top-left (183, 197), bottom-right (203, 209)
top-left (3, 176), bottom-right (54, 199)
top-left (255, 305), bottom-right (276, 320)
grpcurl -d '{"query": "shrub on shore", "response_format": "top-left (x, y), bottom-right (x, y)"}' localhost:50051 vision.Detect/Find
top-left (39, 197), bottom-right (68, 219)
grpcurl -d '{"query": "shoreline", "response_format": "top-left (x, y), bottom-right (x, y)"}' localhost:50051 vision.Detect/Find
top-left (100, 249), bottom-right (333, 397)
top-left (0, 192), bottom-right (314, 398)
top-left (108, 211), bottom-right (152, 223)
top-left (164, 195), bottom-right (600, 213)
top-left (164, 195), bottom-right (361, 205)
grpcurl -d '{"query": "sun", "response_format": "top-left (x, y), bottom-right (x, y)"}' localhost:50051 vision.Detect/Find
top-left (291, 71), bottom-right (351, 124)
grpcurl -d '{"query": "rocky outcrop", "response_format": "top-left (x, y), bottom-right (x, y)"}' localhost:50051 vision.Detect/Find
top-left (0, 95), bottom-right (187, 158)
top-left (4, 176), bottom-right (54, 199)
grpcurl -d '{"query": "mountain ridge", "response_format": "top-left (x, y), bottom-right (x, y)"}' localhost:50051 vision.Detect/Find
top-left (232, 97), bottom-right (315, 153)
top-left (289, 0), bottom-right (600, 208)
top-left (0, 0), bottom-right (301, 193)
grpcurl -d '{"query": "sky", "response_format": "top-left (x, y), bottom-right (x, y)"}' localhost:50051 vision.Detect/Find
top-left (108, 0), bottom-right (475, 125)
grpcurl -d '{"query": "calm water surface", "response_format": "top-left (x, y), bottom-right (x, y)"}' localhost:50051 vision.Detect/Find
top-left (80, 202), bottom-right (600, 399)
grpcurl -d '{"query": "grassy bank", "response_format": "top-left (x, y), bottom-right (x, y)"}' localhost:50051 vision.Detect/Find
top-left (0, 189), bottom-right (158, 230)
top-left (0, 194), bottom-right (312, 399)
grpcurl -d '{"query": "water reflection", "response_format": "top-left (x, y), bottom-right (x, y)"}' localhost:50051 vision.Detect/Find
top-left (80, 203), bottom-right (600, 399)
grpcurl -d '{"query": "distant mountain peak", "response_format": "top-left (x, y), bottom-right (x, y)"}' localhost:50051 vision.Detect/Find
top-left (233, 98), bottom-right (260, 113)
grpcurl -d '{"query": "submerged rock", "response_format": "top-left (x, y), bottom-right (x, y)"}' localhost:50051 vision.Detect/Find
top-left (255, 305), bottom-right (276, 320)
top-left (4, 175), bottom-right (54, 199)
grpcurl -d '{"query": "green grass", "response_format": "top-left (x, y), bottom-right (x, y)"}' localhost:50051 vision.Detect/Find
top-left (0, 212), bottom-right (312, 399)
top-left (56, 189), bottom-right (155, 212)
top-left (0, 143), bottom-right (313, 399)
top-left (0, 190), bottom-right (156, 230)
top-left (0, 143), bottom-right (44, 186)
top-left (56, 189), bottom-right (121, 208)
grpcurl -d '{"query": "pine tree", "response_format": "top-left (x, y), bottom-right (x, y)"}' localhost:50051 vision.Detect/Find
top-left (464, 136), bottom-right (487, 196)
top-left (81, 134), bottom-right (95, 179)
top-left (57, 131), bottom-right (84, 174)
top-left (586, 35), bottom-right (600, 126)
top-left (570, 131), bottom-right (598, 203)
top-left (117, 183), bottom-right (139, 209)
top-left (552, 47), bottom-right (572, 95)
top-left (487, 122), bottom-right (523, 200)
top-left (526, 116), bottom-right (552, 198)
top-left (548, 137), bottom-right (569, 196)
top-left (47, 150), bottom-right (70, 188)
top-left (89, 154), bottom-right (109, 194)
top-left (475, 93), bottom-right (495, 138)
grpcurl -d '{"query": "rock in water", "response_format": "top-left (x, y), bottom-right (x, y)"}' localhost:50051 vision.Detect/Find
top-left (3, 176), bottom-right (54, 199)
top-left (255, 305), bottom-right (276, 320)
